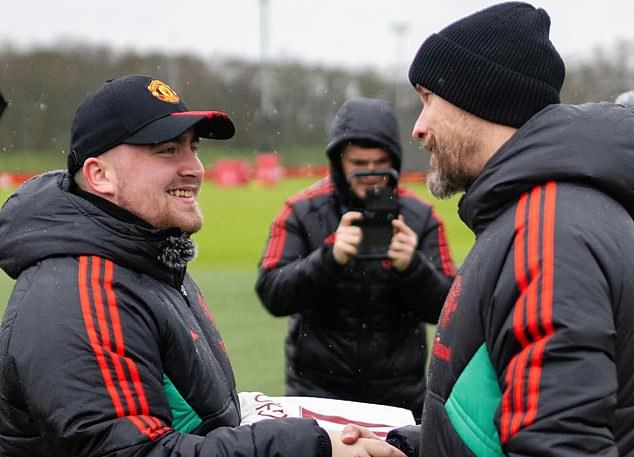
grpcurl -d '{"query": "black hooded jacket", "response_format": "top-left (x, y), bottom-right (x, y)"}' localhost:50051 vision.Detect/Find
top-left (0, 171), bottom-right (330, 457)
top-left (420, 103), bottom-right (634, 457)
top-left (255, 98), bottom-right (456, 419)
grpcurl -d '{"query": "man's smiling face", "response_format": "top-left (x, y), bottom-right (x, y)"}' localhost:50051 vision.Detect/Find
top-left (103, 129), bottom-right (205, 233)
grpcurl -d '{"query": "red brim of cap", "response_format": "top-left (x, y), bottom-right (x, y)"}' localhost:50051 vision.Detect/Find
top-left (124, 110), bottom-right (235, 145)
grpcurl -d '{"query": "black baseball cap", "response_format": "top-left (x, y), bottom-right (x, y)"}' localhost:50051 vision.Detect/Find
top-left (68, 74), bottom-right (235, 174)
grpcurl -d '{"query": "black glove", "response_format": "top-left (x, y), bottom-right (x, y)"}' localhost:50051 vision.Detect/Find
top-left (386, 425), bottom-right (420, 457)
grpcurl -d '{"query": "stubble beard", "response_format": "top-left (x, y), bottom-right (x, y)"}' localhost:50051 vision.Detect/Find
top-left (116, 179), bottom-right (204, 235)
top-left (169, 208), bottom-right (203, 235)
top-left (424, 129), bottom-right (479, 199)
top-left (151, 198), bottom-right (204, 235)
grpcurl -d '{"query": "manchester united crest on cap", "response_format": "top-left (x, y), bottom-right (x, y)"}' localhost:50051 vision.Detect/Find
top-left (147, 79), bottom-right (180, 104)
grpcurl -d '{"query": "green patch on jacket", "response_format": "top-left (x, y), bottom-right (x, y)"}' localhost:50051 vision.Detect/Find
top-left (163, 374), bottom-right (202, 432)
top-left (444, 343), bottom-right (504, 457)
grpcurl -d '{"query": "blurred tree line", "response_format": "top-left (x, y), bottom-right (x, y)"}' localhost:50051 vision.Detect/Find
top-left (1, 40), bottom-right (634, 170)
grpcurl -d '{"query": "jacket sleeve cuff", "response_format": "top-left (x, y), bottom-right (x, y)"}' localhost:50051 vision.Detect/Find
top-left (393, 251), bottom-right (423, 278)
top-left (319, 246), bottom-right (346, 275)
top-left (316, 426), bottom-right (332, 457)
top-left (386, 425), bottom-right (420, 457)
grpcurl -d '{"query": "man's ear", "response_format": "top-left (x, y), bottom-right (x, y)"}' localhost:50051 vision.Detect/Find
top-left (81, 156), bottom-right (116, 197)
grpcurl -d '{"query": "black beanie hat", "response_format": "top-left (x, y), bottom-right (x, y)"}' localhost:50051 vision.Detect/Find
top-left (408, 1), bottom-right (565, 127)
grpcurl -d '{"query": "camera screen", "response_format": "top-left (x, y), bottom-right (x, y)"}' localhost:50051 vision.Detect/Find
top-left (349, 168), bottom-right (400, 260)
top-left (354, 185), bottom-right (399, 259)
top-left (365, 186), bottom-right (395, 208)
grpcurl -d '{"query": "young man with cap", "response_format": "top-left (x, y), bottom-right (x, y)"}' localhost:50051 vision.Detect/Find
top-left (255, 97), bottom-right (456, 420)
top-left (0, 75), bottom-right (406, 457)
top-left (404, 2), bottom-right (634, 456)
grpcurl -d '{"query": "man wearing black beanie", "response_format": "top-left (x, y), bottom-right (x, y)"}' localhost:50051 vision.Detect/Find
top-left (402, 2), bottom-right (634, 456)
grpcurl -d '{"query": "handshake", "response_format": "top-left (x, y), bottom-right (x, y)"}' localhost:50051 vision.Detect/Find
top-left (237, 392), bottom-right (418, 457)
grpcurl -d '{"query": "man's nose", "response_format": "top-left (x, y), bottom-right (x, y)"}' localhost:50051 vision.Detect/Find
top-left (180, 148), bottom-right (204, 177)
top-left (411, 110), bottom-right (427, 140)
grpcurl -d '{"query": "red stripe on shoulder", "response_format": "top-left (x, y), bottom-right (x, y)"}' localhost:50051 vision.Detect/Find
top-left (397, 186), bottom-right (456, 277)
top-left (261, 179), bottom-right (334, 269)
top-left (502, 181), bottom-right (558, 443)
top-left (261, 204), bottom-right (293, 269)
top-left (128, 415), bottom-right (172, 441)
top-left (431, 208), bottom-right (457, 277)
top-left (78, 256), bottom-right (126, 417)
top-left (98, 259), bottom-right (140, 416)
top-left (79, 256), bottom-right (156, 436)
top-left (287, 178), bottom-right (334, 204)
top-left (396, 186), bottom-right (423, 201)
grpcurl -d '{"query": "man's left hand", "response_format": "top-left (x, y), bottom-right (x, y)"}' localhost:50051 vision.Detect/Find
top-left (388, 216), bottom-right (418, 271)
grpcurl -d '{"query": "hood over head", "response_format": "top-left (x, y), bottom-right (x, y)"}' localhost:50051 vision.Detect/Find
top-left (459, 102), bottom-right (634, 234)
top-left (325, 97), bottom-right (402, 206)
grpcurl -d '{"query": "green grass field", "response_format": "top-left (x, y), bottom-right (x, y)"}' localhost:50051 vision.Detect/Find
top-left (0, 178), bottom-right (473, 395)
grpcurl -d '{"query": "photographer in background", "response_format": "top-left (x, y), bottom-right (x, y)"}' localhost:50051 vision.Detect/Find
top-left (255, 97), bottom-right (456, 420)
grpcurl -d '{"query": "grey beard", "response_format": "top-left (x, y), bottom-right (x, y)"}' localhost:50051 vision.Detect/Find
top-left (158, 234), bottom-right (197, 269)
top-left (426, 168), bottom-right (467, 199)
top-left (425, 141), bottom-right (478, 199)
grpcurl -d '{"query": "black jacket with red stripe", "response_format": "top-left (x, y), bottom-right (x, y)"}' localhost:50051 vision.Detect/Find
top-left (420, 103), bottom-right (634, 457)
top-left (255, 175), bottom-right (456, 419)
top-left (0, 171), bottom-right (330, 457)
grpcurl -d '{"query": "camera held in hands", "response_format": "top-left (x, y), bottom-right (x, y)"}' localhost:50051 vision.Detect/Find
top-left (351, 168), bottom-right (400, 260)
